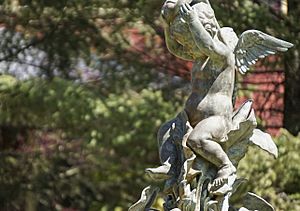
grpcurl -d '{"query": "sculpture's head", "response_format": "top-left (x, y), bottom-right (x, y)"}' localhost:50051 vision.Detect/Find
top-left (161, 0), bottom-right (218, 35)
top-left (194, 2), bottom-right (218, 36)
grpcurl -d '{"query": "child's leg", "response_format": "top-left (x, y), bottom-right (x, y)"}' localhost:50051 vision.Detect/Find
top-left (187, 116), bottom-right (236, 186)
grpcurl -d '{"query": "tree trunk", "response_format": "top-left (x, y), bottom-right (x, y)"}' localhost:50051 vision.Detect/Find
top-left (283, 0), bottom-right (300, 135)
top-left (284, 49), bottom-right (300, 135)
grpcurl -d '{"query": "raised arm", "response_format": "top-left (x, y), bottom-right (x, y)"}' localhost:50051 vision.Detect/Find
top-left (161, 0), bottom-right (196, 61)
top-left (180, 3), bottom-right (230, 61)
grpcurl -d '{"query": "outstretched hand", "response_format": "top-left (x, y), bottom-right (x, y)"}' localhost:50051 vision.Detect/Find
top-left (180, 3), bottom-right (197, 23)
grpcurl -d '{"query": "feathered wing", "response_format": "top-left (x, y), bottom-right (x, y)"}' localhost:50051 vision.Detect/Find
top-left (234, 30), bottom-right (293, 74)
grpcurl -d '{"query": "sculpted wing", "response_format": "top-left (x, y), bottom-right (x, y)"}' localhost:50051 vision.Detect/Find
top-left (234, 30), bottom-right (293, 74)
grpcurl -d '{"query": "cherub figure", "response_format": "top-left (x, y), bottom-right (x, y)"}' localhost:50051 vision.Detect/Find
top-left (130, 1), bottom-right (293, 210)
top-left (148, 0), bottom-right (293, 190)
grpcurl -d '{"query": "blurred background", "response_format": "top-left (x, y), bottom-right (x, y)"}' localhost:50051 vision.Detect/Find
top-left (0, 0), bottom-right (299, 210)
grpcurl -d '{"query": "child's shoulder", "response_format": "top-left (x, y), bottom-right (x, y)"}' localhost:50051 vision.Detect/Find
top-left (219, 27), bottom-right (238, 52)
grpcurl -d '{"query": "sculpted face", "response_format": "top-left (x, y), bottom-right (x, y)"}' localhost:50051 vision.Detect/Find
top-left (162, 0), bottom-right (217, 35)
top-left (194, 2), bottom-right (217, 36)
top-left (198, 13), bottom-right (217, 36)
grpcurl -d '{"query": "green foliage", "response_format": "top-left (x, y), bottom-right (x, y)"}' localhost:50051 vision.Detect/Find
top-left (234, 129), bottom-right (300, 211)
top-left (0, 74), bottom-right (182, 209)
top-left (0, 138), bottom-right (103, 210)
top-left (0, 0), bottom-right (299, 210)
top-left (0, 0), bottom-right (164, 77)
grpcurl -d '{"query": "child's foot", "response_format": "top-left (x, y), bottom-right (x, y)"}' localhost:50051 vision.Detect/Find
top-left (212, 164), bottom-right (236, 188)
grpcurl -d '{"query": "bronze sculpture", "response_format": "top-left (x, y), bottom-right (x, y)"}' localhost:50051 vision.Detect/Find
top-left (130, 0), bottom-right (293, 210)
